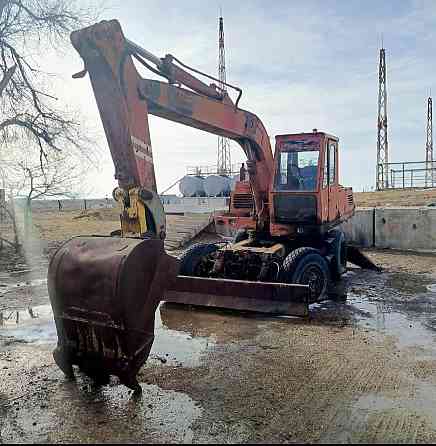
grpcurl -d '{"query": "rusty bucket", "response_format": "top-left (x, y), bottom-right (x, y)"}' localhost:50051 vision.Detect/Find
top-left (47, 236), bottom-right (179, 392)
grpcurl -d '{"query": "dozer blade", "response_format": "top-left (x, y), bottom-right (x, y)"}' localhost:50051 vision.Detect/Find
top-left (164, 276), bottom-right (310, 317)
top-left (47, 236), bottom-right (179, 392)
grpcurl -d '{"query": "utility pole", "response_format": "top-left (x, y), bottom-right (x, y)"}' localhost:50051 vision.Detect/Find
top-left (425, 96), bottom-right (434, 187)
top-left (376, 47), bottom-right (389, 190)
top-left (217, 14), bottom-right (231, 175)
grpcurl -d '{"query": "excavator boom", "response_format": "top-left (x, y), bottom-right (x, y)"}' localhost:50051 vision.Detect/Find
top-left (70, 20), bottom-right (273, 231)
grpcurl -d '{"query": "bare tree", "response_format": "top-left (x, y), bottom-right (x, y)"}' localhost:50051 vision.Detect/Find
top-left (2, 146), bottom-right (87, 238)
top-left (0, 192), bottom-right (20, 250)
top-left (0, 0), bottom-right (102, 247)
top-left (8, 152), bottom-right (84, 201)
top-left (0, 0), bottom-right (100, 164)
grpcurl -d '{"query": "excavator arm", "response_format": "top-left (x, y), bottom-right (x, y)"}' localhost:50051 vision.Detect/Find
top-left (70, 19), bottom-right (274, 233)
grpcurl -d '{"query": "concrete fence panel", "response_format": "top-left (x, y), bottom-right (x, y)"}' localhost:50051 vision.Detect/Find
top-left (375, 207), bottom-right (436, 250)
top-left (164, 197), bottom-right (229, 214)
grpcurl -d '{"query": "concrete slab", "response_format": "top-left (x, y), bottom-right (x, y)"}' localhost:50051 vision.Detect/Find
top-left (375, 207), bottom-right (436, 250)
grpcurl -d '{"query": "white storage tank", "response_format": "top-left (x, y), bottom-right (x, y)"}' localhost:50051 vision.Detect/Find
top-left (205, 175), bottom-right (231, 197)
top-left (179, 175), bottom-right (206, 197)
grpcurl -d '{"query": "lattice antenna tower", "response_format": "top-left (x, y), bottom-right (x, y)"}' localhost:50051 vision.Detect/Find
top-left (376, 46), bottom-right (389, 190)
top-left (217, 14), bottom-right (231, 175)
top-left (426, 95), bottom-right (434, 187)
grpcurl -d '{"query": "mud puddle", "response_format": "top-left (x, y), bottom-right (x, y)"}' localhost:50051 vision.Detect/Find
top-left (1, 374), bottom-right (202, 443)
top-left (309, 269), bottom-right (436, 354)
top-left (347, 294), bottom-right (436, 351)
top-left (0, 268), bottom-right (49, 310)
top-left (1, 268), bottom-right (436, 361)
top-left (0, 301), bottom-right (213, 368)
top-left (0, 278), bottom-right (47, 296)
top-left (0, 304), bottom-right (56, 345)
top-left (151, 305), bottom-right (213, 367)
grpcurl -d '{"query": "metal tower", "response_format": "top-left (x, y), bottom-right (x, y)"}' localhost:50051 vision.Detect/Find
top-left (217, 15), bottom-right (231, 175)
top-left (376, 48), bottom-right (389, 190)
top-left (426, 96), bottom-right (434, 187)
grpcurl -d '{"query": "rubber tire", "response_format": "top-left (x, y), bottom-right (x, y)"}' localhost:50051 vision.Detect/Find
top-left (280, 247), bottom-right (330, 302)
top-left (233, 229), bottom-right (248, 244)
top-left (179, 243), bottom-right (219, 276)
top-left (329, 229), bottom-right (348, 280)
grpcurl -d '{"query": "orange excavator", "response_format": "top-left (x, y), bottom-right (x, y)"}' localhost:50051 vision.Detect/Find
top-left (47, 20), bottom-right (377, 392)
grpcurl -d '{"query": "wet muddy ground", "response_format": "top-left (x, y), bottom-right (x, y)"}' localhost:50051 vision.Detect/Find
top-left (1, 240), bottom-right (436, 443)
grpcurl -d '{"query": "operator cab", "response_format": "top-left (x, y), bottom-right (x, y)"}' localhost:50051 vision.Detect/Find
top-left (270, 131), bottom-right (352, 235)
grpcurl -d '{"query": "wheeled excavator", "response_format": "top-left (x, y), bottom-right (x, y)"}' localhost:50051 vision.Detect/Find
top-left (47, 20), bottom-right (378, 392)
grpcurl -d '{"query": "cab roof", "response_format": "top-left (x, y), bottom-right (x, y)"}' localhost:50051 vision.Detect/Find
top-left (275, 131), bottom-right (338, 142)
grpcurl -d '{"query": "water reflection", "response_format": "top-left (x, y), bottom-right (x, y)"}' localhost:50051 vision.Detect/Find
top-left (0, 304), bottom-right (56, 344)
top-left (158, 302), bottom-right (267, 343)
top-left (0, 307), bottom-right (39, 326)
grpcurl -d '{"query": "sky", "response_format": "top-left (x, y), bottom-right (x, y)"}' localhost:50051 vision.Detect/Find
top-left (47, 0), bottom-right (436, 196)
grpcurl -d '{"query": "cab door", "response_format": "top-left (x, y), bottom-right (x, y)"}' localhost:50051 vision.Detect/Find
top-left (327, 139), bottom-right (339, 222)
top-left (320, 141), bottom-right (329, 222)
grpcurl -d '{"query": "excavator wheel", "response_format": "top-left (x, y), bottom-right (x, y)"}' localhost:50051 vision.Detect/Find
top-left (179, 243), bottom-right (219, 276)
top-left (280, 247), bottom-right (330, 303)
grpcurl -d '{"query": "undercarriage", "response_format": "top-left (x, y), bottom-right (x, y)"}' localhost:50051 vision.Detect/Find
top-left (178, 229), bottom-right (379, 304)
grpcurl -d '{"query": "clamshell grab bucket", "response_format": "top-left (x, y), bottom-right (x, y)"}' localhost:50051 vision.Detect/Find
top-left (47, 236), bottom-right (179, 392)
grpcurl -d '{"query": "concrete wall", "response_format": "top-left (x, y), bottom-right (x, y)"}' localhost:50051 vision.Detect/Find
top-left (375, 207), bottom-right (436, 250)
top-left (164, 197), bottom-right (229, 214)
top-left (342, 207), bottom-right (436, 251)
top-left (27, 195), bottom-right (227, 214)
top-left (24, 197), bottom-right (435, 251)
top-left (21, 198), bottom-right (115, 212)
top-left (160, 194), bottom-right (180, 205)
top-left (341, 208), bottom-right (374, 248)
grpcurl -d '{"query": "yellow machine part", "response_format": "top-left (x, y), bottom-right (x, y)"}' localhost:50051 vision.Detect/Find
top-left (113, 186), bottom-right (166, 239)
top-left (121, 188), bottom-right (149, 236)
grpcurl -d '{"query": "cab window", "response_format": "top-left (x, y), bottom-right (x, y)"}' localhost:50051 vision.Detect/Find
top-left (275, 150), bottom-right (319, 191)
top-left (329, 141), bottom-right (336, 184)
top-left (323, 141), bottom-right (337, 187)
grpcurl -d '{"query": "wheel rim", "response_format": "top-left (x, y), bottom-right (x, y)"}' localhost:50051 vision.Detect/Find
top-left (300, 264), bottom-right (325, 299)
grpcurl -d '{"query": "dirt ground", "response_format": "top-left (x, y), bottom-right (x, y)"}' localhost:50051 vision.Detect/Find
top-left (354, 188), bottom-right (436, 207)
top-left (1, 209), bottom-right (436, 443)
